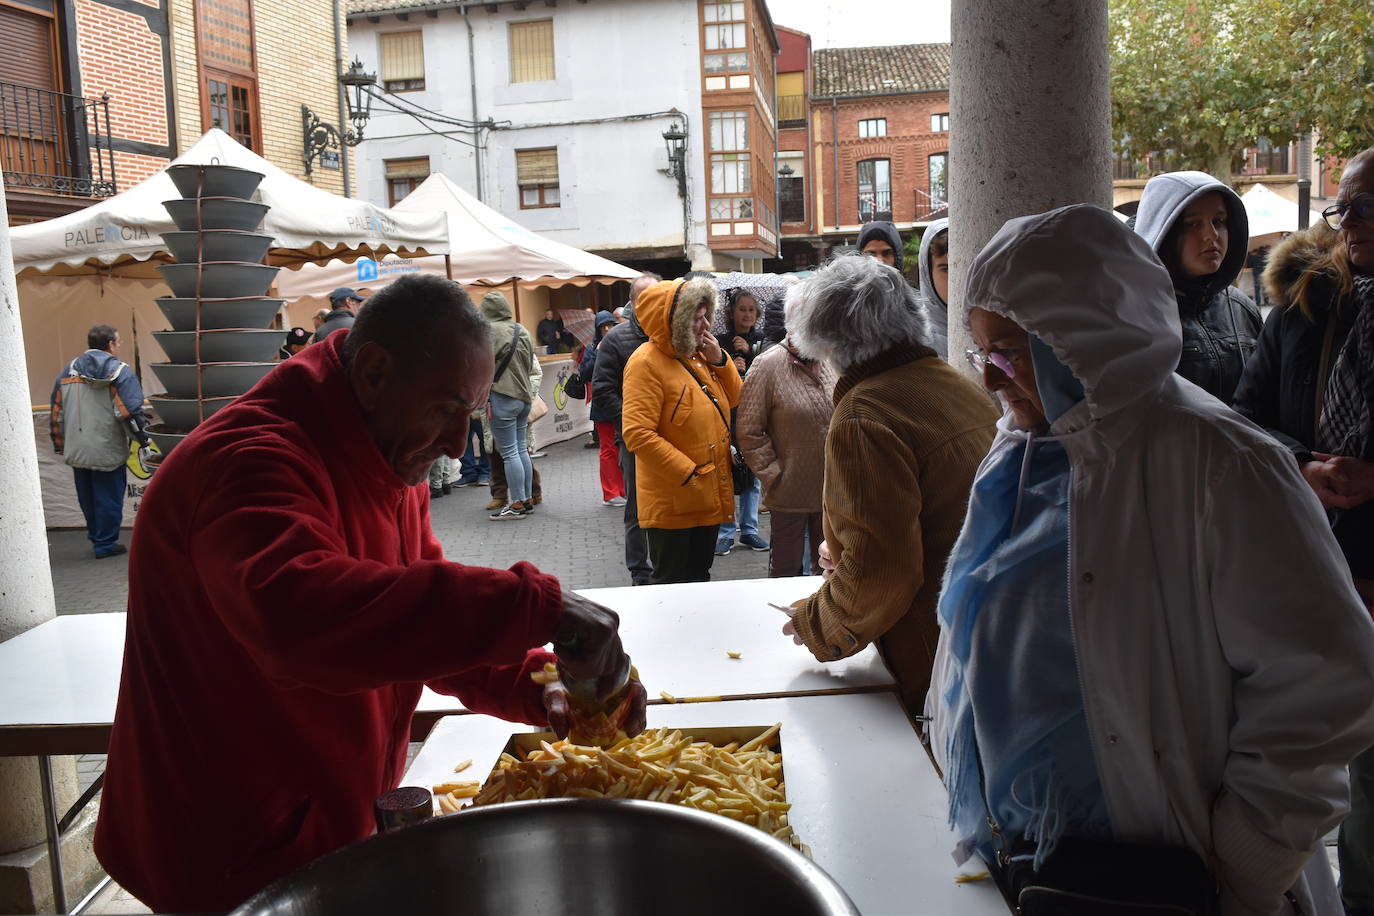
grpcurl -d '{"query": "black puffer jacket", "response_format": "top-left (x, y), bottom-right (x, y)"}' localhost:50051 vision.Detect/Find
top-left (1232, 224), bottom-right (1374, 578)
top-left (1133, 170), bottom-right (1262, 402)
top-left (590, 311), bottom-right (650, 439)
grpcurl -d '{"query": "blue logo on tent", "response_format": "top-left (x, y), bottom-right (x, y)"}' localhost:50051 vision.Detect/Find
top-left (356, 258), bottom-right (379, 283)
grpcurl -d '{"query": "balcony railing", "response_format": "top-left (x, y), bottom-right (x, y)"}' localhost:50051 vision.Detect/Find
top-left (0, 81), bottom-right (117, 198)
top-left (777, 94), bottom-right (805, 126)
top-left (858, 188), bottom-right (892, 223)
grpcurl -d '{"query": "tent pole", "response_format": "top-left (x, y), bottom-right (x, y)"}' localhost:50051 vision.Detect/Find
top-left (445, 254), bottom-right (452, 280)
top-left (511, 283), bottom-right (521, 324)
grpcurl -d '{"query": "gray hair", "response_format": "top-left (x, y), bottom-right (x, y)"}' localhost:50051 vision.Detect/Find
top-left (786, 253), bottom-right (931, 373)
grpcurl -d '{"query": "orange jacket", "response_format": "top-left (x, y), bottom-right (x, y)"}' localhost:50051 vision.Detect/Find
top-left (622, 277), bottom-right (742, 530)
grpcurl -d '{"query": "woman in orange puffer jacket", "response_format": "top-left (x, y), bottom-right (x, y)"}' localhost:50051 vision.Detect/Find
top-left (622, 276), bottom-right (742, 583)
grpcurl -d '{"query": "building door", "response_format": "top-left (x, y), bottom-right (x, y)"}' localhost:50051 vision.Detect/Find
top-left (0, 1), bottom-right (65, 189)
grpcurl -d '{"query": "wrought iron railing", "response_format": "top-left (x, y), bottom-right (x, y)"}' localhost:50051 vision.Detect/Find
top-left (777, 94), bottom-right (805, 126)
top-left (914, 189), bottom-right (947, 222)
top-left (0, 81), bottom-right (117, 198)
top-left (858, 188), bottom-right (892, 223)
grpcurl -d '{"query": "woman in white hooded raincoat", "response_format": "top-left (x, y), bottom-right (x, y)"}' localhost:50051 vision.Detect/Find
top-left (926, 204), bottom-right (1374, 915)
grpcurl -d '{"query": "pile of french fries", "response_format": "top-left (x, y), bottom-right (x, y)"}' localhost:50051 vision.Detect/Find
top-left (439, 724), bottom-right (804, 853)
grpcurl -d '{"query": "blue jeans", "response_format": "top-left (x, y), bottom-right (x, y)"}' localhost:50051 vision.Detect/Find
top-left (489, 393), bottom-right (533, 503)
top-left (73, 466), bottom-right (127, 554)
top-left (458, 416), bottom-right (489, 481)
top-left (717, 475), bottom-right (761, 542)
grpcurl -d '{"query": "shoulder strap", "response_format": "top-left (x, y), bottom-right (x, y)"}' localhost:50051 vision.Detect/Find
top-left (677, 358), bottom-right (730, 437)
top-left (493, 324), bottom-right (522, 383)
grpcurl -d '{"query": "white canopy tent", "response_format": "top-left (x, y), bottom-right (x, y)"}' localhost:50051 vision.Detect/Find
top-left (1241, 183), bottom-right (1325, 247)
top-left (10, 129), bottom-right (449, 277)
top-left (276, 173), bottom-right (640, 308)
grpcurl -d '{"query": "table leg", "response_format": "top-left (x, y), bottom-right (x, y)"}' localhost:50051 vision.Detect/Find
top-left (38, 755), bottom-right (67, 913)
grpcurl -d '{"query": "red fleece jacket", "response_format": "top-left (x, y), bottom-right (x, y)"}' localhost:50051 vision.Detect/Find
top-left (94, 334), bottom-right (562, 912)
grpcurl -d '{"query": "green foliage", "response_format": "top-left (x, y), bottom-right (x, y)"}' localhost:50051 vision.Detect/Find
top-left (1109, 0), bottom-right (1374, 182)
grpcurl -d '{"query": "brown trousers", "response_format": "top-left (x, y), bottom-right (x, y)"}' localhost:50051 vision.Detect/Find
top-left (768, 511), bottom-right (823, 578)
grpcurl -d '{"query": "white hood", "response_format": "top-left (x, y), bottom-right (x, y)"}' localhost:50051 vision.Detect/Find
top-left (966, 204), bottom-right (1182, 424)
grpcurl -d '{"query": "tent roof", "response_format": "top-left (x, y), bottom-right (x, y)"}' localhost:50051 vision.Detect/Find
top-left (1241, 183), bottom-right (1325, 239)
top-left (10, 129), bottom-right (450, 277)
top-left (393, 173), bottom-right (639, 285)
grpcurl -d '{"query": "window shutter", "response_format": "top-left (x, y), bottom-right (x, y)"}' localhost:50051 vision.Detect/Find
top-left (509, 20), bottom-right (555, 83)
top-left (385, 157), bottom-right (430, 180)
top-left (380, 31), bottom-right (425, 83)
top-left (0, 5), bottom-right (57, 91)
top-left (516, 148), bottom-right (559, 187)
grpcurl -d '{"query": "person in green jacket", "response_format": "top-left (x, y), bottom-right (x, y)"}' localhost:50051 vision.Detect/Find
top-left (480, 291), bottom-right (537, 520)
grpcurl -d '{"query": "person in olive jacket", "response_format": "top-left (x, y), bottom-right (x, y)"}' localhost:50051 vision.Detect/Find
top-left (1132, 170), bottom-right (1262, 403)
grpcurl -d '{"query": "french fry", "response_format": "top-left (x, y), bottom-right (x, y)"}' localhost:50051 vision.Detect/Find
top-left (530, 662), bottom-right (560, 686)
top-left (456, 724), bottom-right (801, 850)
top-left (432, 780), bottom-right (480, 795)
top-left (452, 759), bottom-right (472, 773)
top-left (726, 651), bottom-right (742, 659)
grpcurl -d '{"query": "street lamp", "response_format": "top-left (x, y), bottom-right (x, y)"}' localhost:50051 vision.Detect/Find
top-left (778, 163), bottom-right (795, 179)
top-left (662, 121), bottom-right (687, 199)
top-left (302, 58), bottom-right (377, 178)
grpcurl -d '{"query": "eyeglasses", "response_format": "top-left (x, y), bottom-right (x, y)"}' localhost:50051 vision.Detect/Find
top-left (1322, 192), bottom-right (1374, 231)
top-left (965, 346), bottom-right (1021, 379)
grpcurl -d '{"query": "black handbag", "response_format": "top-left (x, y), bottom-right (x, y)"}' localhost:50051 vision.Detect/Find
top-left (676, 358), bottom-right (752, 493)
top-left (993, 836), bottom-right (1218, 916)
top-left (563, 371), bottom-right (586, 400)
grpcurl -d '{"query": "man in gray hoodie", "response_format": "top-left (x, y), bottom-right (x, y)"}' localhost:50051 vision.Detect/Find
top-left (50, 325), bottom-right (150, 557)
top-left (916, 218), bottom-right (951, 359)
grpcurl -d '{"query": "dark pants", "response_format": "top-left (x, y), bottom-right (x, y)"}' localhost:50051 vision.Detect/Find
top-left (1341, 745), bottom-right (1374, 910)
top-left (458, 416), bottom-right (489, 482)
top-left (489, 449), bottom-right (542, 503)
top-left (619, 440), bottom-right (651, 585)
top-left (769, 511), bottom-right (823, 577)
top-left (73, 466), bottom-right (126, 555)
top-left (645, 525), bottom-right (719, 584)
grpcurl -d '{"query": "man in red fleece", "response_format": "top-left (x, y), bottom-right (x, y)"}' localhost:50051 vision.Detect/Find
top-left (95, 275), bottom-right (642, 912)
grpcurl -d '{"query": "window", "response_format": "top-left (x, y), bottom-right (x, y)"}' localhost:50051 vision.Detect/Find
top-left (711, 153), bottom-right (750, 194)
top-left (509, 20), bottom-right (555, 83)
top-left (516, 147), bottom-right (560, 208)
top-left (379, 31), bottom-right (425, 92)
top-left (702, 0), bottom-right (748, 75)
top-left (195, 0), bottom-right (261, 152)
top-left (858, 118), bottom-right (887, 139)
top-left (779, 164), bottom-right (804, 223)
top-left (710, 197), bottom-right (753, 219)
top-left (1248, 137), bottom-right (1289, 175)
top-left (708, 110), bottom-right (748, 152)
top-left (385, 157), bottom-right (429, 205)
top-left (857, 158), bottom-right (891, 222)
top-left (928, 152), bottom-right (948, 206)
top-left (931, 112), bottom-right (950, 133)
top-left (205, 74), bottom-right (259, 152)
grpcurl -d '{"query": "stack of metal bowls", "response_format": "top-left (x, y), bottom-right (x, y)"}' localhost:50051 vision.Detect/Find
top-left (147, 164), bottom-right (281, 455)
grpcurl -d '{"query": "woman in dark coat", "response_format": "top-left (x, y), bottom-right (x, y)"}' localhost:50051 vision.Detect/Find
top-left (1231, 146), bottom-right (1374, 915)
top-left (714, 289), bottom-right (767, 556)
top-left (581, 310), bottom-right (625, 505)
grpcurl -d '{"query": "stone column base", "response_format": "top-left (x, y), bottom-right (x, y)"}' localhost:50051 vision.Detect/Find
top-left (0, 800), bottom-right (104, 915)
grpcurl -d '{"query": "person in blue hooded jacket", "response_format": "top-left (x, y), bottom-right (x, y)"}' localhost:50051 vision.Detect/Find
top-left (1132, 171), bottom-right (1262, 403)
top-left (50, 324), bottom-right (150, 558)
top-left (927, 205), bottom-right (1374, 915)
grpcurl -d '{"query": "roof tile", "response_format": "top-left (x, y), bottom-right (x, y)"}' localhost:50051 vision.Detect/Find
top-left (813, 43), bottom-right (950, 98)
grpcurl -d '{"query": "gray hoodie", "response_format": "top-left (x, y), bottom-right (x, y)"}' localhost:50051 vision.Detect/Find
top-left (1132, 171), bottom-right (1261, 403)
top-left (916, 217), bottom-right (950, 359)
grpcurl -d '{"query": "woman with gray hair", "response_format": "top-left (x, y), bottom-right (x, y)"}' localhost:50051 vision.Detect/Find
top-left (779, 254), bottom-right (998, 713)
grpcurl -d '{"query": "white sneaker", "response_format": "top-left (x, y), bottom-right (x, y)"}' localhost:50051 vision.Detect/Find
top-left (603, 496), bottom-right (628, 507)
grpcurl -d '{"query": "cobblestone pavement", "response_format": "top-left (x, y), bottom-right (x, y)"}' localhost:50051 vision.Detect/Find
top-left (49, 434), bottom-right (771, 616)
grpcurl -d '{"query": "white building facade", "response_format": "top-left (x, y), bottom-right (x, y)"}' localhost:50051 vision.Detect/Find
top-left (347, 0), bottom-right (779, 274)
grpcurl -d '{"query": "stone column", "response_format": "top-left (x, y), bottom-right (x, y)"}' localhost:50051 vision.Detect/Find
top-left (947, 0), bottom-right (1112, 364)
top-left (0, 180), bottom-right (79, 911)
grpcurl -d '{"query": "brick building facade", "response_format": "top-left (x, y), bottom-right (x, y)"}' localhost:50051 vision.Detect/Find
top-left (773, 41), bottom-right (950, 270)
top-left (3, 0), bottom-right (346, 226)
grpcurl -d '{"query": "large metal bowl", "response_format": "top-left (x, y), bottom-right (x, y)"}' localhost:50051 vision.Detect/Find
top-left (155, 297), bottom-right (283, 332)
top-left (166, 163), bottom-right (264, 200)
top-left (157, 262), bottom-right (279, 298)
top-left (231, 798), bottom-right (859, 916)
top-left (153, 329), bottom-right (283, 364)
top-left (162, 230), bottom-right (272, 265)
top-left (148, 395), bottom-right (236, 432)
top-left (151, 362), bottom-right (274, 399)
top-left (164, 197), bottom-right (268, 232)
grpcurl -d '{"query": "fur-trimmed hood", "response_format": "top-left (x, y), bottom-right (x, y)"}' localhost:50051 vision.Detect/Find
top-left (633, 277), bottom-right (719, 359)
top-left (1261, 222), bottom-right (1345, 313)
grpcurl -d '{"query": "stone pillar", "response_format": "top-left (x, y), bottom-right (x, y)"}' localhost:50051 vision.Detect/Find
top-left (947, 0), bottom-right (1112, 364)
top-left (0, 180), bottom-right (80, 911)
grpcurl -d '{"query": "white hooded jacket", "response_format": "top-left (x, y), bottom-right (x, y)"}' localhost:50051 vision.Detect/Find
top-left (927, 205), bottom-right (1374, 915)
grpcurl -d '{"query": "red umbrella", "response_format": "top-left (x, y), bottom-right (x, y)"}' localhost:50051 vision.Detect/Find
top-left (557, 309), bottom-right (596, 347)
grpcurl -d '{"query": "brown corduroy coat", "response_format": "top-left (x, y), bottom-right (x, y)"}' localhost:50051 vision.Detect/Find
top-left (790, 344), bottom-right (998, 713)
